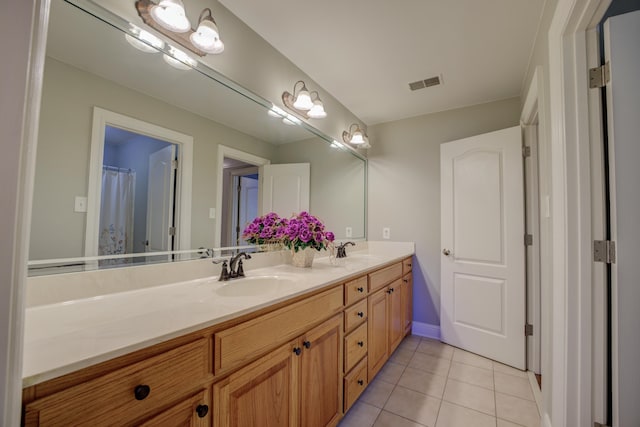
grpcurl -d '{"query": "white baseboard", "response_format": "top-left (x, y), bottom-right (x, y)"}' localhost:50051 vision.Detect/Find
top-left (411, 321), bottom-right (441, 340)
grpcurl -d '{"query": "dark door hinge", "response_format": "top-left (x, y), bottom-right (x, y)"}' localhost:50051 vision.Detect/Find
top-left (525, 234), bottom-right (533, 246)
top-left (589, 62), bottom-right (610, 88)
top-left (593, 240), bottom-right (616, 263)
top-left (525, 324), bottom-right (534, 336)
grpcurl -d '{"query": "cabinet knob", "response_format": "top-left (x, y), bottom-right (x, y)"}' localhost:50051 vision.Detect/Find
top-left (442, 248), bottom-right (451, 256)
top-left (196, 404), bottom-right (209, 418)
top-left (403, 279), bottom-right (409, 283)
top-left (357, 287), bottom-right (364, 293)
top-left (357, 311), bottom-right (364, 318)
top-left (407, 263), bottom-right (412, 267)
top-left (133, 384), bottom-right (151, 401)
top-left (387, 288), bottom-right (394, 294)
top-left (293, 347), bottom-right (302, 356)
top-left (357, 379), bottom-right (364, 386)
top-left (357, 341), bottom-right (364, 347)
top-left (303, 340), bottom-right (311, 349)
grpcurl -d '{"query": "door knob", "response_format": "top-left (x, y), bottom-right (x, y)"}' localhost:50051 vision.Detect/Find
top-left (442, 249), bottom-right (451, 256)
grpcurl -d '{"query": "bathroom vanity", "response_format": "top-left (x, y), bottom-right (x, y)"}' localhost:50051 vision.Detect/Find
top-left (21, 245), bottom-right (414, 426)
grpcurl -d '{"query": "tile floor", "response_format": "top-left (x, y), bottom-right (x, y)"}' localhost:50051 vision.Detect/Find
top-left (339, 335), bottom-right (540, 427)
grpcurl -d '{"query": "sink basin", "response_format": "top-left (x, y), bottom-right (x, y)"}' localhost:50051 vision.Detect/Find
top-left (215, 275), bottom-right (299, 297)
top-left (341, 253), bottom-right (385, 262)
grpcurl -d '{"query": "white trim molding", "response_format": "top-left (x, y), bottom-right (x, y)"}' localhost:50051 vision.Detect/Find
top-left (411, 321), bottom-right (441, 340)
top-left (86, 107), bottom-right (194, 257)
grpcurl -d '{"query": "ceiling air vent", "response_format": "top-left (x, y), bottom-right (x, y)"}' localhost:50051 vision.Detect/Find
top-left (409, 75), bottom-right (442, 91)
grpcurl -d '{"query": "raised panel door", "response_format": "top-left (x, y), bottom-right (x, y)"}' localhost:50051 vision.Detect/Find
top-left (367, 288), bottom-right (388, 379)
top-left (388, 279), bottom-right (404, 353)
top-left (299, 314), bottom-right (343, 427)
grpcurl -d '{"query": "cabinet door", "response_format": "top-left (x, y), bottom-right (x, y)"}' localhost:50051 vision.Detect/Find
top-left (139, 389), bottom-right (210, 427)
top-left (402, 273), bottom-right (413, 334)
top-left (368, 288), bottom-right (389, 379)
top-left (213, 341), bottom-right (298, 427)
top-left (300, 314), bottom-right (343, 427)
top-left (388, 279), bottom-right (404, 353)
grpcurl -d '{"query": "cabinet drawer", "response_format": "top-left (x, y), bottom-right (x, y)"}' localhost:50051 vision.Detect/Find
top-left (215, 285), bottom-right (343, 373)
top-left (402, 257), bottom-right (413, 275)
top-left (344, 275), bottom-right (368, 306)
top-left (139, 389), bottom-right (210, 426)
top-left (344, 322), bottom-right (368, 373)
top-left (24, 339), bottom-right (208, 426)
top-left (368, 263), bottom-right (402, 292)
top-left (344, 299), bottom-right (367, 333)
top-left (344, 357), bottom-right (368, 412)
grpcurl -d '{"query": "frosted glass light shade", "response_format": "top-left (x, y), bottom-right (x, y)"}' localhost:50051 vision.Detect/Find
top-left (150, 0), bottom-right (191, 33)
top-left (190, 19), bottom-right (224, 54)
top-left (293, 90), bottom-right (313, 110)
top-left (350, 130), bottom-right (366, 144)
top-left (125, 26), bottom-right (165, 53)
top-left (307, 99), bottom-right (327, 118)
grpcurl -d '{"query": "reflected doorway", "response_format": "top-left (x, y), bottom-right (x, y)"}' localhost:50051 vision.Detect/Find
top-left (221, 158), bottom-right (259, 247)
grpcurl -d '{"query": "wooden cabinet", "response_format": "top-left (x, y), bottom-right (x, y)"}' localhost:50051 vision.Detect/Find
top-left (402, 273), bottom-right (413, 335)
top-left (388, 279), bottom-right (404, 353)
top-left (139, 389), bottom-right (210, 427)
top-left (213, 314), bottom-right (343, 427)
top-left (343, 357), bottom-right (368, 411)
top-left (367, 287), bottom-right (389, 379)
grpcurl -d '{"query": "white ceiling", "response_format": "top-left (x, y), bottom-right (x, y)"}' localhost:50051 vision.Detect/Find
top-left (219, 0), bottom-right (545, 125)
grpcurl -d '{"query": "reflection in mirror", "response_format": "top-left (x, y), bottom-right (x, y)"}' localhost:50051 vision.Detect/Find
top-left (28, 0), bottom-right (366, 275)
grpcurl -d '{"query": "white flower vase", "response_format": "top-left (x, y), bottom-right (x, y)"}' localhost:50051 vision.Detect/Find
top-left (291, 247), bottom-right (316, 268)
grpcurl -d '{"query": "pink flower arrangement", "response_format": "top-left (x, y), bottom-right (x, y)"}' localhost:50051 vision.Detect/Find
top-left (242, 211), bottom-right (334, 252)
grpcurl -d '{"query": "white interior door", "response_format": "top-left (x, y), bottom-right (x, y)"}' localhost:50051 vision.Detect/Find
top-left (440, 126), bottom-right (525, 369)
top-left (261, 163), bottom-right (310, 217)
top-left (232, 175), bottom-right (259, 246)
top-left (146, 144), bottom-right (176, 252)
top-left (604, 11), bottom-right (640, 427)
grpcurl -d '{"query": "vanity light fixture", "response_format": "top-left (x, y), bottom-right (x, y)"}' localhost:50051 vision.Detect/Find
top-left (125, 24), bottom-right (165, 53)
top-left (342, 123), bottom-right (371, 148)
top-left (163, 46), bottom-right (198, 70)
top-left (282, 80), bottom-right (327, 119)
top-left (136, 0), bottom-right (225, 57)
top-left (267, 105), bottom-right (303, 126)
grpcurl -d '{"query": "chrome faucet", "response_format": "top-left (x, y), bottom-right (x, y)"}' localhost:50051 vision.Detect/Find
top-left (336, 242), bottom-right (355, 258)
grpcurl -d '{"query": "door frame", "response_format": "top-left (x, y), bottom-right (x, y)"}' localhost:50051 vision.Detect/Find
top-left (541, 0), bottom-right (611, 425)
top-left (214, 145), bottom-right (269, 248)
top-left (520, 66), bottom-right (544, 375)
top-left (85, 107), bottom-right (193, 259)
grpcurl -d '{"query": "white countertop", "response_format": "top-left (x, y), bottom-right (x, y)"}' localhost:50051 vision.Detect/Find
top-left (23, 243), bottom-right (414, 387)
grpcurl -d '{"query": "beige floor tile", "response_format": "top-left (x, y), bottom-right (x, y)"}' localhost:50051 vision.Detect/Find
top-left (373, 410), bottom-right (427, 427)
top-left (495, 392), bottom-right (540, 427)
top-left (497, 419), bottom-right (526, 427)
top-left (416, 339), bottom-right (454, 360)
top-left (398, 336), bottom-right (422, 352)
top-left (452, 349), bottom-right (494, 370)
top-left (408, 352), bottom-right (451, 377)
top-left (435, 401), bottom-right (497, 427)
top-left (442, 378), bottom-right (496, 416)
top-left (448, 361), bottom-right (494, 390)
top-left (383, 385), bottom-right (441, 426)
top-left (339, 401), bottom-right (382, 427)
top-left (376, 361), bottom-right (406, 384)
top-left (494, 371), bottom-right (534, 401)
top-left (397, 367), bottom-right (447, 398)
top-left (359, 377), bottom-right (396, 408)
top-left (493, 362), bottom-right (528, 378)
top-left (390, 348), bottom-right (416, 366)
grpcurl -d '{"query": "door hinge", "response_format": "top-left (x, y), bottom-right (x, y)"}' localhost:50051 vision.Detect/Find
top-left (522, 146), bottom-right (531, 157)
top-left (593, 240), bottom-right (616, 263)
top-left (169, 226), bottom-right (176, 236)
top-left (594, 423), bottom-right (611, 427)
top-left (589, 62), bottom-right (610, 88)
top-left (172, 159), bottom-right (178, 169)
top-left (525, 324), bottom-right (534, 336)
top-left (524, 234), bottom-right (533, 246)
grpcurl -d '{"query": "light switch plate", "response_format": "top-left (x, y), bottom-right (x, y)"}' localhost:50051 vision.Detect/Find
top-left (345, 227), bottom-right (353, 238)
top-left (74, 196), bottom-right (87, 213)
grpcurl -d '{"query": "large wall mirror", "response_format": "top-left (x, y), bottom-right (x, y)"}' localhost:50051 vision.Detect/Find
top-left (29, 0), bottom-right (366, 275)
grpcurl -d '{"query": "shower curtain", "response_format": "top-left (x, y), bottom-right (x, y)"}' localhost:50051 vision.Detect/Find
top-left (99, 167), bottom-right (136, 259)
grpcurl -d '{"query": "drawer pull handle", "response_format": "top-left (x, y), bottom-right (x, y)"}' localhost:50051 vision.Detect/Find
top-left (357, 287), bottom-right (364, 293)
top-left (403, 279), bottom-right (409, 283)
top-left (293, 347), bottom-right (302, 356)
top-left (303, 340), bottom-right (311, 349)
top-left (357, 341), bottom-right (364, 347)
top-left (196, 404), bottom-right (209, 418)
top-left (357, 379), bottom-right (364, 386)
top-left (357, 311), bottom-right (364, 318)
top-left (387, 288), bottom-right (394, 294)
top-left (134, 384), bottom-right (151, 401)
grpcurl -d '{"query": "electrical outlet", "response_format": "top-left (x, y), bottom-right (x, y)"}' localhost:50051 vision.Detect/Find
top-left (74, 196), bottom-right (87, 213)
top-left (382, 227), bottom-right (391, 240)
top-left (345, 227), bottom-right (353, 238)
